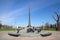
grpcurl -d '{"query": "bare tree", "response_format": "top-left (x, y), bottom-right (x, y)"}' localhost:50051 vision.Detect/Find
top-left (53, 11), bottom-right (60, 31)
top-left (0, 21), bottom-right (2, 29)
top-left (45, 22), bottom-right (50, 30)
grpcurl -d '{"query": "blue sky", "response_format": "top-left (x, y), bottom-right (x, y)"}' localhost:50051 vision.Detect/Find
top-left (0, 0), bottom-right (60, 27)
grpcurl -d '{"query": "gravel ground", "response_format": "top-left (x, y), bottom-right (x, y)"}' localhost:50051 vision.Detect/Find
top-left (0, 31), bottom-right (60, 40)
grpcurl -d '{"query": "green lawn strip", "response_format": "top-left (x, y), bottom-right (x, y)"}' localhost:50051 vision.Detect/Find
top-left (0, 28), bottom-right (16, 31)
top-left (43, 28), bottom-right (60, 31)
top-left (0, 28), bottom-right (23, 31)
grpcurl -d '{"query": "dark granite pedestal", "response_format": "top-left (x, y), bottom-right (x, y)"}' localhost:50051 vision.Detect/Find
top-left (40, 32), bottom-right (52, 37)
top-left (8, 32), bottom-right (20, 37)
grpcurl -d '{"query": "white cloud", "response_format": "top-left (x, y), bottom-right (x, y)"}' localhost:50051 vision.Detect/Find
top-left (0, 6), bottom-right (27, 25)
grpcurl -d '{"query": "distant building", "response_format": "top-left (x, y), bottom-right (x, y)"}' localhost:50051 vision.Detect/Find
top-left (0, 24), bottom-right (12, 29)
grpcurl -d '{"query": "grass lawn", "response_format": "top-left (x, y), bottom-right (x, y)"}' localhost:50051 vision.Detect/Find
top-left (0, 28), bottom-right (17, 31)
top-left (0, 28), bottom-right (23, 31)
top-left (43, 28), bottom-right (56, 31)
top-left (0, 27), bottom-right (60, 31)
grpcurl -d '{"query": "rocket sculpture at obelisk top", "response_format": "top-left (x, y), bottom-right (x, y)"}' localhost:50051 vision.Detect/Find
top-left (27, 2), bottom-right (31, 27)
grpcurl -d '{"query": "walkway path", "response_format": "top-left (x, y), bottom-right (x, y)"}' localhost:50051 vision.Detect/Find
top-left (0, 31), bottom-right (60, 40)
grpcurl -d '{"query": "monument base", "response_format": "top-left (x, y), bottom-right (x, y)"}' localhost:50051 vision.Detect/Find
top-left (27, 28), bottom-right (34, 33)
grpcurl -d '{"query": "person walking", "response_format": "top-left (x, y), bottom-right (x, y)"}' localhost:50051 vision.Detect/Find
top-left (17, 26), bottom-right (20, 33)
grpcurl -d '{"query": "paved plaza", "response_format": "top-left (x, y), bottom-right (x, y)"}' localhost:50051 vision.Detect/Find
top-left (0, 30), bottom-right (60, 40)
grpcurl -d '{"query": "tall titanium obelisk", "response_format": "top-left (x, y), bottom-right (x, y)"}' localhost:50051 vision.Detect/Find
top-left (27, 2), bottom-right (31, 27)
